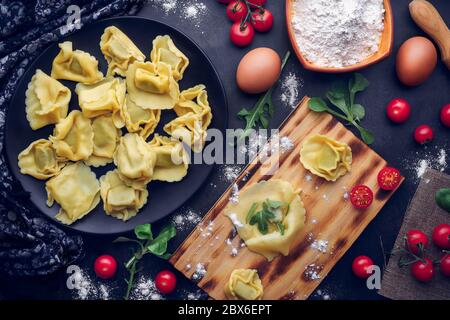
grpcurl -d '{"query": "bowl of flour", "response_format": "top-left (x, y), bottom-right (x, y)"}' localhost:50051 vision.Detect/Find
top-left (286, 0), bottom-right (394, 73)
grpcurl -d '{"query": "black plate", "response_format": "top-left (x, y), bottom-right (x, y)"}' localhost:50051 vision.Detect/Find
top-left (4, 17), bottom-right (227, 234)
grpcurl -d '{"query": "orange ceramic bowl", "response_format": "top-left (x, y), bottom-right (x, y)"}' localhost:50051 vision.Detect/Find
top-left (286, 0), bottom-right (394, 73)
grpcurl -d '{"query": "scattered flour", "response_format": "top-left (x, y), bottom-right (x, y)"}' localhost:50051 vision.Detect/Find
top-left (404, 147), bottom-right (448, 180)
top-left (221, 165), bottom-right (242, 182)
top-left (311, 239), bottom-right (329, 253)
top-left (191, 263), bottom-right (207, 281)
top-left (229, 212), bottom-right (244, 229)
top-left (172, 208), bottom-right (202, 232)
top-left (303, 263), bottom-right (323, 281)
top-left (130, 276), bottom-right (164, 300)
top-left (280, 72), bottom-right (303, 109)
top-left (152, 0), bottom-right (207, 29)
top-left (229, 183), bottom-right (239, 204)
top-left (70, 268), bottom-right (113, 300)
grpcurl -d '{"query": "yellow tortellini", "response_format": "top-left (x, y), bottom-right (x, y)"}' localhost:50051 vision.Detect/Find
top-left (51, 41), bottom-right (104, 84)
top-left (25, 69), bottom-right (71, 130)
top-left (75, 77), bottom-right (126, 128)
top-left (46, 162), bottom-right (100, 225)
top-left (122, 95), bottom-right (161, 139)
top-left (299, 135), bottom-right (352, 182)
top-left (49, 110), bottom-right (94, 161)
top-left (18, 139), bottom-right (66, 180)
top-left (174, 84), bottom-right (212, 126)
top-left (126, 61), bottom-right (179, 110)
top-left (100, 170), bottom-right (149, 221)
top-left (85, 115), bottom-right (121, 167)
top-left (224, 269), bottom-right (264, 300)
top-left (148, 134), bottom-right (189, 182)
top-left (150, 35), bottom-right (189, 81)
top-left (100, 26), bottom-right (146, 77)
top-left (113, 133), bottom-right (156, 189)
top-left (225, 180), bottom-right (306, 261)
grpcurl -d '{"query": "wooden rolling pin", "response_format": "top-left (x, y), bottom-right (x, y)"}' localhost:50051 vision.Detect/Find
top-left (409, 0), bottom-right (450, 70)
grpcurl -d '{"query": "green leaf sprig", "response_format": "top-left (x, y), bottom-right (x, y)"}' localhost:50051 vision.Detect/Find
top-left (113, 223), bottom-right (176, 300)
top-left (237, 51), bottom-right (291, 141)
top-left (308, 73), bottom-right (375, 145)
top-left (246, 199), bottom-right (289, 235)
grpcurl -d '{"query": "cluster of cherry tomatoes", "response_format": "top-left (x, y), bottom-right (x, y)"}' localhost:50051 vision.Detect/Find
top-left (386, 99), bottom-right (450, 144)
top-left (349, 167), bottom-right (401, 210)
top-left (93, 255), bottom-right (177, 294)
top-left (217, 0), bottom-right (274, 47)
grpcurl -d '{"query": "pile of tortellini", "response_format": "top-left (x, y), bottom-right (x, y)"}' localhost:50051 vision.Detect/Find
top-left (18, 26), bottom-right (213, 225)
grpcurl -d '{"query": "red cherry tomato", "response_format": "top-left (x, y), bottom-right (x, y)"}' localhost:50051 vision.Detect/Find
top-left (155, 270), bottom-right (177, 294)
top-left (248, 0), bottom-right (266, 8)
top-left (94, 255), bottom-right (117, 279)
top-left (217, 0), bottom-right (233, 4)
top-left (230, 22), bottom-right (254, 47)
top-left (251, 9), bottom-right (274, 32)
top-left (432, 224), bottom-right (450, 249)
top-left (352, 256), bottom-right (374, 279)
top-left (226, 1), bottom-right (248, 22)
top-left (377, 167), bottom-right (401, 191)
top-left (440, 104), bottom-right (450, 127)
top-left (350, 185), bottom-right (374, 209)
top-left (411, 258), bottom-right (434, 282)
top-left (405, 229), bottom-right (429, 255)
top-left (440, 253), bottom-right (450, 277)
top-left (414, 125), bottom-right (433, 144)
top-left (386, 98), bottom-right (411, 123)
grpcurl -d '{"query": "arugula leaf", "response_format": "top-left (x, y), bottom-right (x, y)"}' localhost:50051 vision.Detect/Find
top-left (134, 224), bottom-right (152, 240)
top-left (276, 221), bottom-right (285, 236)
top-left (247, 199), bottom-right (288, 235)
top-left (147, 224), bottom-right (176, 256)
top-left (351, 104), bottom-right (366, 121)
top-left (266, 199), bottom-right (288, 209)
top-left (308, 97), bottom-right (330, 112)
top-left (246, 202), bottom-right (258, 223)
top-left (354, 122), bottom-right (375, 145)
top-left (349, 73), bottom-right (369, 106)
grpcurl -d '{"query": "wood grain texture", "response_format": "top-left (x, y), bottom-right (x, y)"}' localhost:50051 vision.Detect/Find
top-left (169, 97), bottom-right (403, 300)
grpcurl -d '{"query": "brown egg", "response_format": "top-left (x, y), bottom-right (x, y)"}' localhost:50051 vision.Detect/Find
top-left (236, 48), bottom-right (281, 94)
top-left (396, 36), bottom-right (437, 86)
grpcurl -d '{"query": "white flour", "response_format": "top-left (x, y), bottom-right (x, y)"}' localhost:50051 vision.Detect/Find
top-left (403, 147), bottom-right (448, 180)
top-left (172, 208), bottom-right (202, 232)
top-left (280, 72), bottom-right (303, 109)
top-left (151, 0), bottom-right (207, 29)
top-left (291, 0), bottom-right (385, 68)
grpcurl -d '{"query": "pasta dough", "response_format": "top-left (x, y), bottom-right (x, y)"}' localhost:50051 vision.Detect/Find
top-left (51, 41), bottom-right (104, 84)
top-left (18, 139), bottom-right (65, 180)
top-left (85, 115), bottom-right (121, 167)
top-left (100, 170), bottom-right (149, 221)
top-left (25, 69), bottom-right (71, 130)
top-left (150, 35), bottom-right (189, 81)
top-left (100, 26), bottom-right (145, 77)
top-left (46, 162), bottom-right (100, 225)
top-left (126, 61), bottom-right (179, 110)
top-left (50, 110), bottom-right (94, 161)
top-left (122, 95), bottom-right (161, 139)
top-left (224, 269), bottom-right (264, 300)
top-left (225, 179), bottom-right (306, 261)
top-left (75, 77), bottom-right (126, 128)
top-left (300, 135), bottom-right (352, 182)
top-left (148, 134), bottom-right (189, 182)
top-left (113, 133), bottom-right (156, 189)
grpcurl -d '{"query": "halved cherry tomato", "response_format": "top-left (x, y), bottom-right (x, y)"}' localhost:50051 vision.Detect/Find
top-left (440, 253), bottom-right (450, 277)
top-left (386, 98), bottom-right (411, 123)
top-left (352, 256), bottom-right (374, 279)
top-left (350, 185), bottom-right (374, 209)
top-left (226, 1), bottom-right (248, 22)
top-left (377, 167), bottom-right (401, 191)
top-left (405, 229), bottom-right (429, 255)
top-left (230, 22), bottom-right (254, 47)
top-left (432, 224), bottom-right (450, 249)
top-left (251, 8), bottom-right (274, 32)
top-left (440, 104), bottom-right (450, 127)
top-left (414, 125), bottom-right (433, 144)
top-left (155, 270), bottom-right (177, 294)
top-left (248, 0), bottom-right (266, 8)
top-left (411, 258), bottom-right (434, 282)
top-left (94, 255), bottom-right (117, 279)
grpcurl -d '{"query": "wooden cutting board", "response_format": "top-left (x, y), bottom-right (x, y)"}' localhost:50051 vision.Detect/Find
top-left (169, 97), bottom-right (403, 300)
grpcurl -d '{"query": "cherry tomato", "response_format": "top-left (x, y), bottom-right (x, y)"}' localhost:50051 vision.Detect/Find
top-left (226, 1), bottom-right (248, 22)
top-left (94, 255), bottom-right (117, 279)
top-left (230, 22), bottom-right (254, 47)
top-left (350, 185), bottom-right (374, 209)
top-left (352, 256), bottom-right (374, 279)
top-left (440, 253), bottom-right (450, 277)
top-left (414, 125), bottom-right (433, 144)
top-left (405, 229), bottom-right (429, 255)
top-left (217, 0), bottom-right (233, 4)
top-left (248, 0), bottom-right (266, 8)
top-left (251, 9), bottom-right (274, 32)
top-left (440, 104), bottom-right (450, 127)
top-left (155, 270), bottom-right (177, 294)
top-left (411, 258), bottom-right (434, 282)
top-left (386, 98), bottom-right (411, 123)
top-left (432, 224), bottom-right (450, 249)
top-left (377, 167), bottom-right (401, 191)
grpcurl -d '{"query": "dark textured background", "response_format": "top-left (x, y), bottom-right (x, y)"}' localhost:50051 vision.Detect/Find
top-left (0, 0), bottom-right (449, 300)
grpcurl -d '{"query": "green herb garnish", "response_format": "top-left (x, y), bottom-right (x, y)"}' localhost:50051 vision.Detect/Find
top-left (246, 199), bottom-right (289, 235)
top-left (308, 73), bottom-right (374, 144)
top-left (237, 51), bottom-right (291, 141)
top-left (113, 223), bottom-right (176, 300)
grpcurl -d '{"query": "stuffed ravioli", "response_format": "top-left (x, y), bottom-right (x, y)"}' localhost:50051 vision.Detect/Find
top-left (224, 269), bottom-right (263, 300)
top-left (150, 35), bottom-right (189, 81)
top-left (122, 95), bottom-right (161, 139)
